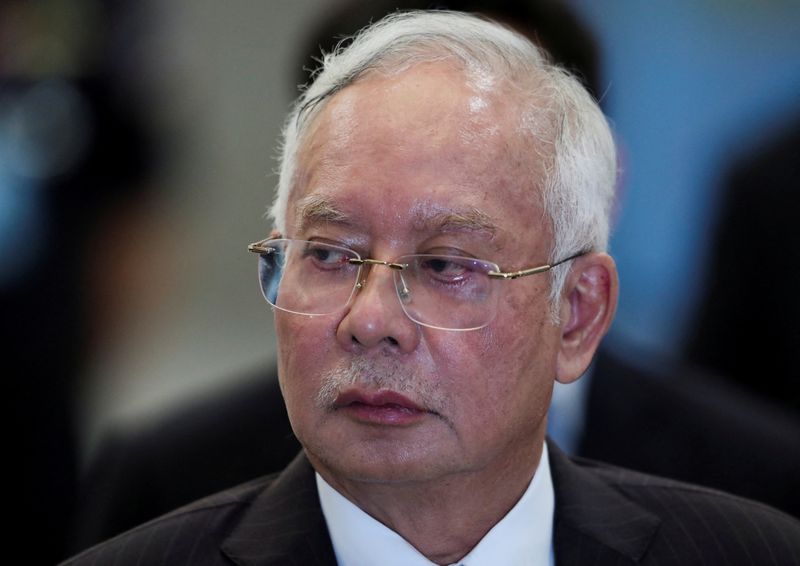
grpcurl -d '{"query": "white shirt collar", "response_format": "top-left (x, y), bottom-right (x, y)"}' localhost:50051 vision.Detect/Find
top-left (316, 443), bottom-right (555, 566)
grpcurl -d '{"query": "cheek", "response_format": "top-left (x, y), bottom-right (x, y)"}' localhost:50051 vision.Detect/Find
top-left (475, 296), bottom-right (559, 412)
top-left (424, 326), bottom-right (553, 459)
top-left (276, 315), bottom-right (336, 413)
top-left (423, 322), bottom-right (543, 415)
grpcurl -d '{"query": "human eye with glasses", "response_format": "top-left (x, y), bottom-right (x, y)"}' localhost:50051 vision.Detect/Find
top-left (406, 254), bottom-right (495, 301)
top-left (416, 255), bottom-right (476, 283)
top-left (248, 237), bottom-right (585, 332)
top-left (301, 241), bottom-right (358, 273)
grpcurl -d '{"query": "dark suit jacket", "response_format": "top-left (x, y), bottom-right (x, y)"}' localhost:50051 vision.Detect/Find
top-left (62, 444), bottom-right (800, 565)
top-left (580, 349), bottom-right (800, 514)
top-left (70, 371), bottom-right (300, 550)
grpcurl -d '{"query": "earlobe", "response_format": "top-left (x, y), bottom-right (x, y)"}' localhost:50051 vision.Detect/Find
top-left (555, 253), bottom-right (618, 384)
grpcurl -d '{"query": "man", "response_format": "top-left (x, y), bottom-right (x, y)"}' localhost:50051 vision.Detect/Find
top-left (63, 11), bottom-right (800, 565)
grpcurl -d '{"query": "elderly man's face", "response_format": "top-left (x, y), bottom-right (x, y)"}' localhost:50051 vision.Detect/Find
top-left (276, 63), bottom-right (563, 488)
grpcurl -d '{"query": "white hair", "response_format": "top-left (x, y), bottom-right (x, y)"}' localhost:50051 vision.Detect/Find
top-left (270, 11), bottom-right (617, 319)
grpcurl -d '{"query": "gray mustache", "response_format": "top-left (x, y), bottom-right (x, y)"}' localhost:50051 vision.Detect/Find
top-left (315, 357), bottom-right (447, 414)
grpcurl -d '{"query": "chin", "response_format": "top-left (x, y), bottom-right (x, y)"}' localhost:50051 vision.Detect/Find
top-left (304, 435), bottom-right (459, 486)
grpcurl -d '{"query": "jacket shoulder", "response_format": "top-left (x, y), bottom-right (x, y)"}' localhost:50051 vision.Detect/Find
top-left (576, 456), bottom-right (800, 565)
top-left (60, 474), bottom-right (279, 566)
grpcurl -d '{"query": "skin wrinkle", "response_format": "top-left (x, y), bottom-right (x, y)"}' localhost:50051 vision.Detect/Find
top-left (297, 196), bottom-right (500, 236)
top-left (289, 58), bottom-right (552, 226)
top-left (408, 203), bottom-right (498, 239)
top-left (295, 194), bottom-right (504, 255)
top-left (295, 194), bottom-right (351, 231)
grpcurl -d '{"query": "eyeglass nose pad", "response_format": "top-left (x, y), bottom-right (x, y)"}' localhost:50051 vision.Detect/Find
top-left (396, 272), bottom-right (412, 305)
top-left (355, 266), bottom-right (369, 290)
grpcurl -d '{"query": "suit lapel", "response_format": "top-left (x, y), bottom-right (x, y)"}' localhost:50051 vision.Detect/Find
top-left (549, 443), bottom-right (660, 565)
top-left (221, 452), bottom-right (337, 566)
top-left (220, 443), bottom-right (660, 565)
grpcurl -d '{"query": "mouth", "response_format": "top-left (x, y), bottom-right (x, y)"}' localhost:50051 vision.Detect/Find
top-left (333, 389), bottom-right (430, 426)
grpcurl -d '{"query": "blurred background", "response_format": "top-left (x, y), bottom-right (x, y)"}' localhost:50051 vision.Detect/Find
top-left (2, 0), bottom-right (799, 563)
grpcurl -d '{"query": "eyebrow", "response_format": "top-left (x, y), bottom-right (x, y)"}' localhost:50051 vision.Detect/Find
top-left (295, 194), bottom-right (353, 232)
top-left (417, 206), bottom-right (498, 238)
top-left (294, 194), bottom-right (498, 238)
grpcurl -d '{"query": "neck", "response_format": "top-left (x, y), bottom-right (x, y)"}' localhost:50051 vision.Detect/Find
top-left (314, 441), bottom-right (545, 565)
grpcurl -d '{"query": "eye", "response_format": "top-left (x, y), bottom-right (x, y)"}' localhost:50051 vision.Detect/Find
top-left (418, 255), bottom-right (473, 282)
top-left (302, 243), bottom-right (353, 269)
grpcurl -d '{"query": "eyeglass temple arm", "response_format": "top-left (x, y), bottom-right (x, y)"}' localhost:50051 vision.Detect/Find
top-left (487, 251), bottom-right (588, 280)
top-left (248, 240), bottom-right (274, 254)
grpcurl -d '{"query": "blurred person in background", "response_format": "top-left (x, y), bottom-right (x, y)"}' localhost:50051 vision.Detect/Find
top-left (1, 0), bottom-right (162, 562)
top-left (687, 115), bottom-right (800, 414)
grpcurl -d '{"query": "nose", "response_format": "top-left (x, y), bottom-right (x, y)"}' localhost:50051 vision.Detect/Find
top-left (335, 263), bottom-right (420, 353)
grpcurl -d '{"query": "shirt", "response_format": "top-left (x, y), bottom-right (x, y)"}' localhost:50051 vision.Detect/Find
top-left (317, 443), bottom-right (555, 566)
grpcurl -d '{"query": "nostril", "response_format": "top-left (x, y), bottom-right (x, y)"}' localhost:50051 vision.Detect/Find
top-left (385, 337), bottom-right (399, 346)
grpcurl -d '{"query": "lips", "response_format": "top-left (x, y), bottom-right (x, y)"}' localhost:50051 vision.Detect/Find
top-left (334, 389), bottom-right (428, 426)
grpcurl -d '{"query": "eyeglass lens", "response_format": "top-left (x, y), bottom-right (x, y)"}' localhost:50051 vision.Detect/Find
top-left (257, 239), bottom-right (499, 330)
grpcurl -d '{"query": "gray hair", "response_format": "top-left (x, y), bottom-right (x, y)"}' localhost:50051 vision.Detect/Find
top-left (270, 11), bottom-right (617, 318)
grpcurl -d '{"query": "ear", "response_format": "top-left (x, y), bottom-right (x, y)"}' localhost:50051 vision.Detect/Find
top-left (555, 252), bottom-right (618, 384)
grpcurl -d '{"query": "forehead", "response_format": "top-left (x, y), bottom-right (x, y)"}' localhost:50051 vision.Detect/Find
top-left (289, 64), bottom-right (551, 248)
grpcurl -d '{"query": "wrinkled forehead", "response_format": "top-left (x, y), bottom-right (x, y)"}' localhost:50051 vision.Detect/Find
top-left (288, 63), bottom-right (555, 241)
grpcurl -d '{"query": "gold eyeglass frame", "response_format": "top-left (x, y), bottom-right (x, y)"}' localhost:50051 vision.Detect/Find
top-left (247, 238), bottom-right (585, 280)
